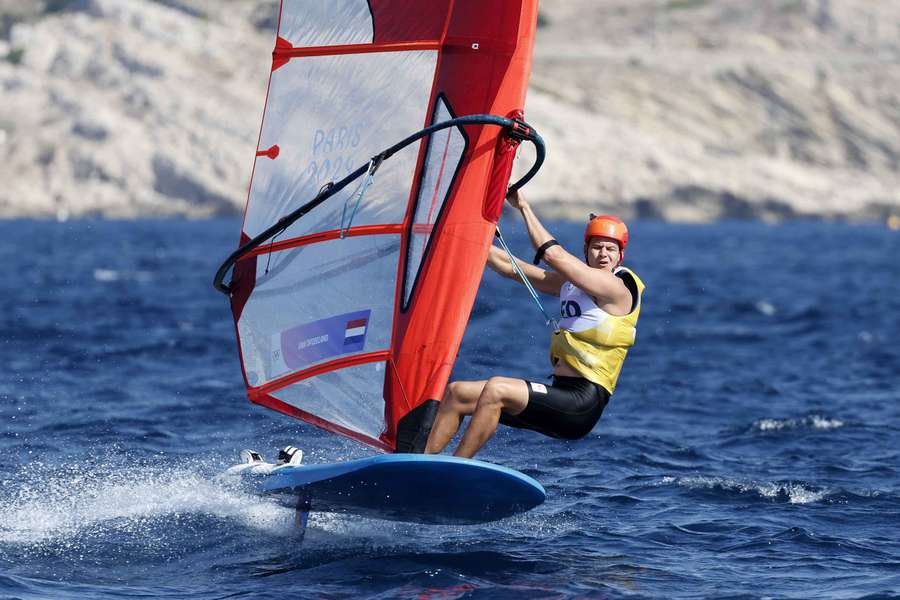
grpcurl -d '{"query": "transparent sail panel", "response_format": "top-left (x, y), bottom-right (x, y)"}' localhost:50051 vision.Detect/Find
top-left (403, 99), bottom-right (466, 306)
top-left (279, 0), bottom-right (373, 48)
top-left (237, 235), bottom-right (400, 387)
top-left (271, 361), bottom-right (388, 440)
top-left (244, 50), bottom-right (437, 240)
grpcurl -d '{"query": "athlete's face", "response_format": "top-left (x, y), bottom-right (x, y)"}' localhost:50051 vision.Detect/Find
top-left (585, 236), bottom-right (622, 271)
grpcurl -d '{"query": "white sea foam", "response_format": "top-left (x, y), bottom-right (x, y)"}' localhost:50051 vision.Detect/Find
top-left (753, 415), bottom-right (845, 432)
top-left (92, 268), bottom-right (120, 282)
top-left (754, 300), bottom-right (776, 316)
top-left (91, 269), bottom-right (154, 283)
top-left (0, 463), bottom-right (294, 545)
top-left (659, 475), bottom-right (828, 505)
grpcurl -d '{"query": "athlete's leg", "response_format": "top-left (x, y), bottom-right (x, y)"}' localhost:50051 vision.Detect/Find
top-left (453, 377), bottom-right (529, 459)
top-left (424, 380), bottom-right (486, 454)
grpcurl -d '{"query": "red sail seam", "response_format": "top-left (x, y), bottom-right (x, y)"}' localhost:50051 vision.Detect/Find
top-left (250, 350), bottom-right (391, 396)
top-left (275, 40), bottom-right (441, 59)
top-left (239, 224), bottom-right (403, 260)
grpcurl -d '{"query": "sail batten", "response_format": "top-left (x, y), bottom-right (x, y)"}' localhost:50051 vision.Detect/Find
top-left (274, 41), bottom-right (443, 59)
top-left (251, 350), bottom-right (392, 396)
top-left (240, 224), bottom-right (405, 260)
top-left (224, 0), bottom-right (540, 451)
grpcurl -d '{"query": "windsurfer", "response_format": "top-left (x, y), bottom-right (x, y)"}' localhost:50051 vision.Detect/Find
top-left (424, 190), bottom-right (645, 458)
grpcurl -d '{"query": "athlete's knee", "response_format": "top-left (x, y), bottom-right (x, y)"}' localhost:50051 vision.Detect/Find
top-left (487, 376), bottom-right (518, 396)
top-left (440, 382), bottom-right (463, 411)
top-left (478, 377), bottom-right (510, 409)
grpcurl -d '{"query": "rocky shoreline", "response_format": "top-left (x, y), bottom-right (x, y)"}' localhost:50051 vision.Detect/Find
top-left (1, 0), bottom-right (898, 222)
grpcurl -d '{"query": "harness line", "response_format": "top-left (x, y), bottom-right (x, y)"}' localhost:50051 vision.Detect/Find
top-left (495, 226), bottom-right (560, 332)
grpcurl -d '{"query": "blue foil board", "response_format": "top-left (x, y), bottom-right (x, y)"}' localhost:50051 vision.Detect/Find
top-left (258, 454), bottom-right (546, 524)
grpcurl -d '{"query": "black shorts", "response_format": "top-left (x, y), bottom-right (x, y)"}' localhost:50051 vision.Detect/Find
top-left (499, 376), bottom-right (610, 440)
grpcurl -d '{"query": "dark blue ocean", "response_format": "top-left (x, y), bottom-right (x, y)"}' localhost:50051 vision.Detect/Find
top-left (1, 218), bottom-right (898, 599)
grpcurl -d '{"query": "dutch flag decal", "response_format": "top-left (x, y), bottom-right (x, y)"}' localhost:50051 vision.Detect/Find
top-left (272, 309), bottom-right (371, 374)
top-left (344, 317), bottom-right (368, 346)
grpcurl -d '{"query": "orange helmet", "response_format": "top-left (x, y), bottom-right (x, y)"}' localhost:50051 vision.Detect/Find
top-left (584, 214), bottom-right (628, 250)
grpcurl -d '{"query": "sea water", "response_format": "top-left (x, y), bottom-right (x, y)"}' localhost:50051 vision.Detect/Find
top-left (1, 218), bottom-right (898, 599)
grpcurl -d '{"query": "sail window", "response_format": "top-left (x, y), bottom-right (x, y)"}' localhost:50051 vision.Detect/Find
top-left (402, 97), bottom-right (466, 308)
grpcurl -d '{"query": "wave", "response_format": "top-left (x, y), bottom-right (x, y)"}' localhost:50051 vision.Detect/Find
top-left (92, 269), bottom-right (154, 283)
top-left (750, 414), bottom-right (846, 433)
top-left (658, 475), bottom-right (829, 504)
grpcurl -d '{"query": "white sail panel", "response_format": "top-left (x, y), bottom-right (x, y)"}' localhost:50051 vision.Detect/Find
top-left (403, 98), bottom-right (466, 307)
top-left (271, 361), bottom-right (389, 439)
top-left (237, 235), bottom-right (401, 387)
top-left (243, 50), bottom-right (438, 240)
top-left (278, 0), bottom-right (373, 48)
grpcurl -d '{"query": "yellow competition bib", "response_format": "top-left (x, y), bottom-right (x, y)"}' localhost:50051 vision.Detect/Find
top-left (549, 267), bottom-right (645, 394)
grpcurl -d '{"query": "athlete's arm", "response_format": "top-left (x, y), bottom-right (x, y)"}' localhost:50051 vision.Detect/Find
top-left (487, 245), bottom-right (564, 296)
top-left (507, 190), bottom-right (555, 250)
top-left (506, 191), bottom-right (629, 307)
top-left (541, 244), bottom-right (630, 308)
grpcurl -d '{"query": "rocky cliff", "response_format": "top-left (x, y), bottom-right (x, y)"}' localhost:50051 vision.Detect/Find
top-left (1, 0), bottom-right (897, 221)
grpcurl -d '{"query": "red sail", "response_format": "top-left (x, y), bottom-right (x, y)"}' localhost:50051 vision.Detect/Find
top-left (228, 0), bottom-right (539, 451)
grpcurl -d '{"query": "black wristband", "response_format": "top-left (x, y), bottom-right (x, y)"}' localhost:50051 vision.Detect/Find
top-left (533, 239), bottom-right (560, 265)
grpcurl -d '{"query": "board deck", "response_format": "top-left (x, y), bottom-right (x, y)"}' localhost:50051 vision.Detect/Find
top-left (254, 454), bottom-right (546, 525)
